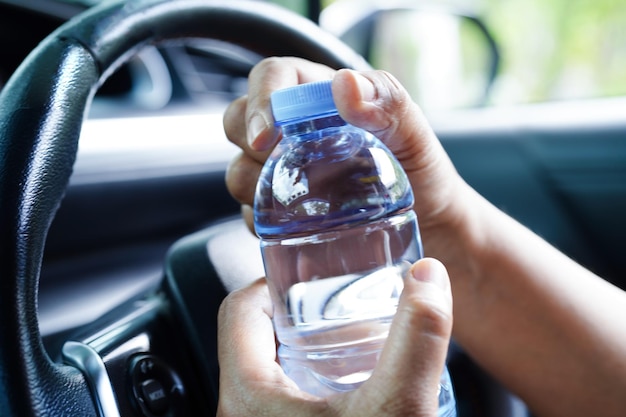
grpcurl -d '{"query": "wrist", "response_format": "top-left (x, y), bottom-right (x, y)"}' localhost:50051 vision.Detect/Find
top-left (418, 178), bottom-right (485, 284)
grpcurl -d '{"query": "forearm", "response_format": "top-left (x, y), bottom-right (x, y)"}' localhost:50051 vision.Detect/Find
top-left (440, 186), bottom-right (626, 417)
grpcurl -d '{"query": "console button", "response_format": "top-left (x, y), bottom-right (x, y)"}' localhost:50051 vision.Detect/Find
top-left (129, 354), bottom-right (184, 417)
top-left (140, 378), bottom-right (169, 415)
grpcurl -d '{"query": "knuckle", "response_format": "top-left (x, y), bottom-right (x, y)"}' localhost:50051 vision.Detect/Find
top-left (223, 96), bottom-right (247, 142)
top-left (249, 56), bottom-right (286, 79)
top-left (403, 294), bottom-right (453, 338)
top-left (225, 154), bottom-right (258, 204)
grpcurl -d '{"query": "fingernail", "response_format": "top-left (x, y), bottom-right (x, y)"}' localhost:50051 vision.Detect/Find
top-left (411, 259), bottom-right (448, 289)
top-left (248, 114), bottom-right (269, 147)
top-left (353, 72), bottom-right (376, 103)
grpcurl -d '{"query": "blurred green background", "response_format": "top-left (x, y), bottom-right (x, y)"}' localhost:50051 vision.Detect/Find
top-left (480, 0), bottom-right (626, 105)
top-left (276, 0), bottom-right (626, 107)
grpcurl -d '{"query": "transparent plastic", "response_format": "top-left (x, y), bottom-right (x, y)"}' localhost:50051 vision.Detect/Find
top-left (254, 80), bottom-right (456, 416)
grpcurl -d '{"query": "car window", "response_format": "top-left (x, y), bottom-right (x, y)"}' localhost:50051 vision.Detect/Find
top-left (481, 0), bottom-right (626, 106)
top-left (320, 0), bottom-right (626, 110)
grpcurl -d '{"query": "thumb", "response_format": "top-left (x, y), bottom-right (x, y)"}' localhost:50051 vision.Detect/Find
top-left (356, 258), bottom-right (453, 416)
top-left (331, 68), bottom-right (439, 171)
top-left (331, 69), bottom-right (461, 231)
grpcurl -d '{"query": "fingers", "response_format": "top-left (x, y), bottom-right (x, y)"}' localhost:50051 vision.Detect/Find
top-left (224, 59), bottom-right (463, 234)
top-left (217, 279), bottom-right (326, 417)
top-left (225, 152), bottom-right (262, 207)
top-left (331, 68), bottom-right (458, 193)
top-left (217, 279), bottom-right (281, 389)
top-left (223, 57), bottom-right (338, 233)
top-left (332, 68), bottom-right (438, 156)
top-left (245, 57), bottom-right (336, 151)
top-left (241, 204), bottom-right (255, 233)
top-left (351, 258), bottom-right (453, 416)
top-left (223, 95), bottom-right (274, 165)
top-left (222, 56), bottom-right (336, 189)
top-left (224, 57), bottom-right (336, 155)
top-left (216, 261), bottom-right (452, 417)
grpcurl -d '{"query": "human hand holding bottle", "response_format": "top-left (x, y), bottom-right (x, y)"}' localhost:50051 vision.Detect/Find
top-left (220, 57), bottom-right (464, 415)
top-left (223, 57), bottom-right (626, 417)
top-left (217, 258), bottom-right (453, 417)
top-left (224, 57), bottom-right (476, 288)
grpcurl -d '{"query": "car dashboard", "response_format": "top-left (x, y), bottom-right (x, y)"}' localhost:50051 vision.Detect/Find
top-left (1, 1), bottom-right (625, 417)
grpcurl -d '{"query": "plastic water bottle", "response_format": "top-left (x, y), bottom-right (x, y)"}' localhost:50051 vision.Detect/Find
top-left (253, 80), bottom-right (456, 416)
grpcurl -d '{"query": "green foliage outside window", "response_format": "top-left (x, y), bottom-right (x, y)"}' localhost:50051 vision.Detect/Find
top-left (482, 0), bottom-right (626, 104)
top-left (320, 0), bottom-right (626, 106)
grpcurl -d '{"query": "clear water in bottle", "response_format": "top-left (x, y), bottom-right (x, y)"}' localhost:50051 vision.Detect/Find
top-left (254, 80), bottom-right (456, 416)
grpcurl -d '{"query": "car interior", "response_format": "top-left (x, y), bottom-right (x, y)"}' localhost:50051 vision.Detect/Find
top-left (1, 0), bottom-right (624, 416)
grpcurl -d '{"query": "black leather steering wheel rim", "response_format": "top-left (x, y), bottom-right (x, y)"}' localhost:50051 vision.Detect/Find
top-left (0, 1), bottom-right (370, 415)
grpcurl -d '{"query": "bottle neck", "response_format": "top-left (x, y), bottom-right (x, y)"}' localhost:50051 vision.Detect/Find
top-left (279, 114), bottom-right (347, 137)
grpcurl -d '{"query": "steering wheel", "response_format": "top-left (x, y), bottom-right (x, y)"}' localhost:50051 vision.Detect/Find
top-left (0, 1), bottom-right (525, 416)
top-left (0, 1), bottom-right (371, 415)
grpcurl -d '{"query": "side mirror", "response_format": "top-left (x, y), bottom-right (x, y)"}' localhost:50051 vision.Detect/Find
top-left (321, 2), bottom-right (500, 110)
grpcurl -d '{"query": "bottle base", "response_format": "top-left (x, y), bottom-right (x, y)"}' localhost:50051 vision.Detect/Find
top-left (279, 341), bottom-right (381, 396)
top-left (279, 344), bottom-right (456, 416)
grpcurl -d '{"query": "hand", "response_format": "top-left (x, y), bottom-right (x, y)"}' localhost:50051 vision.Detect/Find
top-left (223, 57), bottom-right (626, 417)
top-left (216, 258), bottom-right (453, 417)
top-left (224, 57), bottom-right (477, 278)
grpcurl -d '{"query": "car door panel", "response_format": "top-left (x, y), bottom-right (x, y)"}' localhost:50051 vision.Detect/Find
top-left (436, 99), bottom-right (626, 288)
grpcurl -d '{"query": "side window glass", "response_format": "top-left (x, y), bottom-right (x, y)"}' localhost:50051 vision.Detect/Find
top-left (320, 0), bottom-right (626, 110)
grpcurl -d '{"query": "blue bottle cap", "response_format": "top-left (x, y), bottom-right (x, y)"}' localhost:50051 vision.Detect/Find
top-left (270, 80), bottom-right (338, 125)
